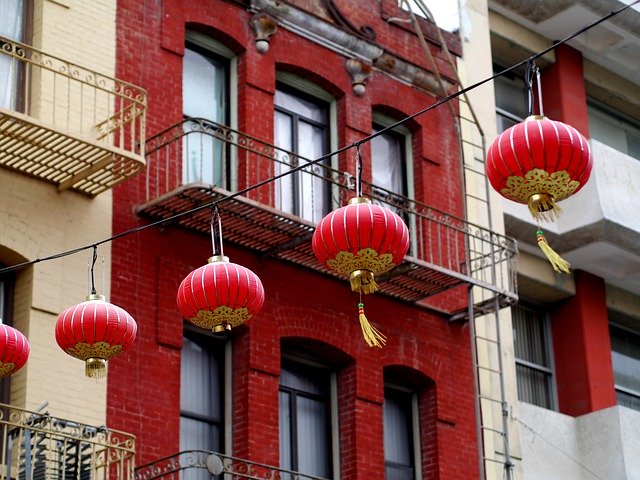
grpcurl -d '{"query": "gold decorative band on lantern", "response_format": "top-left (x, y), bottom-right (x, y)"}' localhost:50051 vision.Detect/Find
top-left (348, 197), bottom-right (371, 205)
top-left (85, 358), bottom-right (107, 379)
top-left (501, 168), bottom-right (581, 216)
top-left (190, 305), bottom-right (253, 332)
top-left (326, 248), bottom-right (394, 277)
top-left (0, 362), bottom-right (16, 378)
top-left (208, 255), bottom-right (230, 264)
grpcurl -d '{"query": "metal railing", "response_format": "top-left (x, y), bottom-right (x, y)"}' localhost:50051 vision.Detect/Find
top-left (135, 450), bottom-right (329, 480)
top-left (143, 118), bottom-right (517, 299)
top-left (0, 35), bottom-right (146, 154)
top-left (0, 403), bottom-right (135, 480)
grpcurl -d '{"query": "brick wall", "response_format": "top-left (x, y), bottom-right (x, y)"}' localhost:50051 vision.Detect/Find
top-left (110, 0), bottom-right (477, 477)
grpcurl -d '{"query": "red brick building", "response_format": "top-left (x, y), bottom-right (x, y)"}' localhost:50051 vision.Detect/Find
top-left (107, 1), bottom-right (515, 479)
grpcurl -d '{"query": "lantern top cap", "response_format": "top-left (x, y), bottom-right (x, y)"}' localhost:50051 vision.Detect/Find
top-left (208, 255), bottom-right (230, 264)
top-left (85, 294), bottom-right (106, 302)
top-left (525, 114), bottom-right (547, 122)
top-left (348, 197), bottom-right (371, 205)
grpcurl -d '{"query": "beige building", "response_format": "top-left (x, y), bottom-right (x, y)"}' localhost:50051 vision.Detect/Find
top-left (0, 0), bottom-right (144, 428)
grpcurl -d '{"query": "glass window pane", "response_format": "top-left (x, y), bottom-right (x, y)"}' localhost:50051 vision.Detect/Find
top-left (275, 90), bottom-right (325, 123)
top-left (383, 389), bottom-right (413, 468)
top-left (610, 325), bottom-right (640, 403)
top-left (279, 359), bottom-right (331, 477)
top-left (512, 305), bottom-right (549, 367)
top-left (180, 335), bottom-right (222, 419)
top-left (183, 47), bottom-right (226, 121)
top-left (296, 397), bottom-right (331, 477)
top-left (494, 74), bottom-right (527, 120)
top-left (372, 129), bottom-right (405, 196)
top-left (0, 0), bottom-right (23, 109)
top-left (515, 364), bottom-right (552, 409)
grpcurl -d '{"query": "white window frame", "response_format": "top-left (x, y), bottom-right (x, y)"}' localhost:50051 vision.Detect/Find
top-left (512, 302), bottom-right (558, 410)
top-left (184, 31), bottom-right (238, 191)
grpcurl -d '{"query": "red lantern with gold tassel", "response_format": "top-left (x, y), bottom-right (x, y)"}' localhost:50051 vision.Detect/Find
top-left (55, 295), bottom-right (137, 378)
top-left (177, 255), bottom-right (265, 332)
top-left (486, 115), bottom-right (592, 273)
top-left (0, 324), bottom-right (29, 377)
top-left (312, 197), bottom-right (410, 347)
top-left (176, 206), bottom-right (265, 333)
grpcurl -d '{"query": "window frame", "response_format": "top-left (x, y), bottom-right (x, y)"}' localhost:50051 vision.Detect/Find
top-left (382, 382), bottom-right (422, 480)
top-left (492, 65), bottom-right (529, 133)
top-left (182, 31), bottom-right (238, 191)
top-left (587, 98), bottom-right (640, 160)
top-left (179, 324), bottom-right (231, 456)
top-left (278, 352), bottom-right (339, 478)
top-left (609, 321), bottom-right (640, 410)
top-left (274, 80), bottom-right (333, 223)
top-left (512, 302), bottom-right (557, 410)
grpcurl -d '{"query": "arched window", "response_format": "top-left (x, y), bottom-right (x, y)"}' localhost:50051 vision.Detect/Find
top-left (182, 31), bottom-right (236, 188)
top-left (383, 366), bottom-right (433, 480)
top-left (180, 326), bottom-right (229, 479)
top-left (274, 74), bottom-right (335, 224)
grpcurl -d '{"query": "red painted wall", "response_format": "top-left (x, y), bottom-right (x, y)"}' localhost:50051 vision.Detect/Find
top-left (541, 44), bottom-right (590, 138)
top-left (109, 1), bottom-right (477, 478)
top-left (551, 270), bottom-right (616, 416)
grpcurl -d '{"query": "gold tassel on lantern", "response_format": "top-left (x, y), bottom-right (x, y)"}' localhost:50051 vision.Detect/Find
top-left (350, 269), bottom-right (378, 294)
top-left (358, 303), bottom-right (386, 348)
top-left (536, 229), bottom-right (570, 274)
top-left (528, 193), bottom-right (562, 222)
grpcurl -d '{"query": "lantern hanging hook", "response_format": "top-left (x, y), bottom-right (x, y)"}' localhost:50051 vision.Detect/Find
top-left (210, 204), bottom-right (224, 258)
top-left (89, 244), bottom-right (98, 295)
top-left (355, 142), bottom-right (363, 198)
top-left (525, 60), bottom-right (543, 116)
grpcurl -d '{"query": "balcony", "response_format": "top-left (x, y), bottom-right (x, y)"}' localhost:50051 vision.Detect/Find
top-left (135, 450), bottom-right (328, 480)
top-left (0, 36), bottom-right (146, 196)
top-left (504, 139), bottom-right (640, 295)
top-left (0, 403), bottom-right (135, 480)
top-left (138, 118), bottom-right (517, 315)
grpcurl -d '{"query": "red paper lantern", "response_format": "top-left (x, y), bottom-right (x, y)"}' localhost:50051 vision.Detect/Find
top-left (486, 115), bottom-right (593, 273)
top-left (0, 324), bottom-right (29, 377)
top-left (312, 197), bottom-right (410, 347)
top-left (177, 255), bottom-right (265, 333)
top-left (486, 115), bottom-right (592, 218)
top-left (55, 295), bottom-right (137, 378)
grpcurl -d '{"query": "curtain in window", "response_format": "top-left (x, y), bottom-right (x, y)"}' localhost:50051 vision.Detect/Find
top-left (512, 305), bottom-right (553, 408)
top-left (274, 88), bottom-right (328, 224)
top-left (383, 388), bottom-right (414, 480)
top-left (180, 334), bottom-right (223, 480)
top-left (0, 0), bottom-right (23, 109)
top-left (371, 128), bottom-right (405, 213)
top-left (279, 360), bottom-right (331, 478)
top-left (182, 46), bottom-right (227, 186)
top-left (610, 325), bottom-right (640, 410)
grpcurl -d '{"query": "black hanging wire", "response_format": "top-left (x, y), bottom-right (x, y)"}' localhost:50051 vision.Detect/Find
top-left (0, 0), bottom-right (638, 276)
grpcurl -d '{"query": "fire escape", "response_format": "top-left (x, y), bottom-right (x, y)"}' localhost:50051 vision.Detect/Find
top-left (0, 35), bottom-right (146, 196)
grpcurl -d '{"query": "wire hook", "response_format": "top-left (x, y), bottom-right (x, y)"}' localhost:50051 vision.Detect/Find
top-left (89, 245), bottom-right (98, 295)
top-left (355, 143), bottom-right (363, 198)
top-left (210, 205), bottom-right (224, 258)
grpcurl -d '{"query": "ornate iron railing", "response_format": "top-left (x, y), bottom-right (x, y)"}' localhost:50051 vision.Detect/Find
top-left (0, 35), bottom-right (147, 195)
top-left (0, 403), bottom-right (136, 480)
top-left (143, 118), bottom-right (517, 300)
top-left (135, 450), bottom-right (329, 480)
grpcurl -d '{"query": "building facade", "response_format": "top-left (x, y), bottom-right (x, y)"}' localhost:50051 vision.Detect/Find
top-left (106, 1), bottom-right (514, 479)
top-left (462, 0), bottom-right (640, 478)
